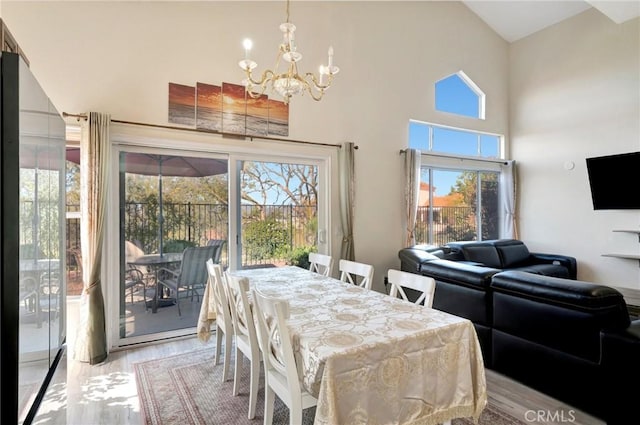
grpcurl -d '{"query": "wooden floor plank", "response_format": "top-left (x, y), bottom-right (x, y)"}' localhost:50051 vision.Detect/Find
top-left (33, 335), bottom-right (606, 425)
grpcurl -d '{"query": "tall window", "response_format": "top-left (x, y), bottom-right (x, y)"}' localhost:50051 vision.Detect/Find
top-left (409, 70), bottom-right (506, 245)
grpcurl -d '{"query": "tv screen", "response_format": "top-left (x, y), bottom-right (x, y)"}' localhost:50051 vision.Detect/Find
top-left (586, 151), bottom-right (640, 210)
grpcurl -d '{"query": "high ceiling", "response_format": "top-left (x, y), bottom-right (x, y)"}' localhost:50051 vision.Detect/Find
top-left (462, 0), bottom-right (640, 42)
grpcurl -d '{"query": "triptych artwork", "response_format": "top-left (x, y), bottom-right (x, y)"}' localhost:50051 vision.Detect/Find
top-left (168, 82), bottom-right (289, 137)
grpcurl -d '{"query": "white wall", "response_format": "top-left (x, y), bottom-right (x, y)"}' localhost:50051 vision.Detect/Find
top-left (2, 1), bottom-right (509, 292)
top-left (510, 9), bottom-right (640, 288)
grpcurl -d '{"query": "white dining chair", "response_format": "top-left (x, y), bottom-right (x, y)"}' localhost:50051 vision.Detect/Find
top-left (308, 252), bottom-right (334, 277)
top-left (252, 287), bottom-right (317, 425)
top-left (387, 269), bottom-right (436, 308)
top-left (339, 259), bottom-right (374, 290)
top-left (224, 272), bottom-right (261, 419)
top-left (206, 259), bottom-right (233, 382)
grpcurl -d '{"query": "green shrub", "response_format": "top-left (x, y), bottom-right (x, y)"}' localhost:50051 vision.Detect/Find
top-left (285, 246), bottom-right (315, 269)
top-left (243, 218), bottom-right (289, 260)
top-left (163, 239), bottom-right (196, 253)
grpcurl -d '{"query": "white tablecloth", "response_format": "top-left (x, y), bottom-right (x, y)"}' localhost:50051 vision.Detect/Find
top-left (234, 266), bottom-right (487, 425)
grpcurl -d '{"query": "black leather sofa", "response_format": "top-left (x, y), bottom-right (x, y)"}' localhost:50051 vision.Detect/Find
top-left (398, 239), bottom-right (578, 363)
top-left (398, 239), bottom-right (640, 424)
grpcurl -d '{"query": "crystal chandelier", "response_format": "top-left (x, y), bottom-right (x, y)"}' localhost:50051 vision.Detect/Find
top-left (238, 0), bottom-right (339, 104)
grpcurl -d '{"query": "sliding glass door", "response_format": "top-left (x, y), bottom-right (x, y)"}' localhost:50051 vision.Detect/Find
top-left (114, 146), bottom-right (328, 346)
top-left (118, 149), bottom-right (228, 341)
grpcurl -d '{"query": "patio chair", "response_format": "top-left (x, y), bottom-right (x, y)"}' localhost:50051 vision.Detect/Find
top-left (157, 245), bottom-right (217, 316)
top-left (206, 239), bottom-right (226, 264)
top-left (125, 241), bottom-right (153, 284)
top-left (124, 267), bottom-right (147, 308)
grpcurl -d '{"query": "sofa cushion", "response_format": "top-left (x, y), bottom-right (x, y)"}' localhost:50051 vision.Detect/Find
top-left (494, 240), bottom-right (531, 268)
top-left (492, 271), bottom-right (630, 364)
top-left (511, 264), bottom-right (570, 278)
top-left (491, 271), bottom-right (630, 329)
top-left (461, 244), bottom-right (502, 269)
top-left (419, 259), bottom-right (499, 290)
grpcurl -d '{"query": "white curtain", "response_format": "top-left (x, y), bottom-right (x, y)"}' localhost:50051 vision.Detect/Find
top-left (74, 112), bottom-right (110, 364)
top-left (404, 149), bottom-right (421, 247)
top-left (339, 142), bottom-right (355, 261)
top-left (499, 160), bottom-right (517, 239)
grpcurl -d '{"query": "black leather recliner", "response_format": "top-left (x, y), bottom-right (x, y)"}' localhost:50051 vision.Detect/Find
top-left (491, 271), bottom-right (635, 423)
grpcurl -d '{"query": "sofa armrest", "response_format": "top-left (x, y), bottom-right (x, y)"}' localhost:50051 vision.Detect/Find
top-left (530, 252), bottom-right (577, 279)
top-left (398, 247), bottom-right (441, 274)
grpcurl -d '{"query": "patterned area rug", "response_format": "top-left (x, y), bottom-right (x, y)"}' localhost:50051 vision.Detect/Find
top-left (134, 348), bottom-right (525, 425)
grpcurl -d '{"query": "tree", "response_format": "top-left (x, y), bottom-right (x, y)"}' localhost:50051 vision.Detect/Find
top-left (450, 171), bottom-right (499, 240)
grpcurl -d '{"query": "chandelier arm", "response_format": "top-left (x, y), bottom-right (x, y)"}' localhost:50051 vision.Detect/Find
top-left (305, 84), bottom-right (325, 102)
top-left (245, 69), bottom-right (276, 87)
top-left (304, 72), bottom-right (333, 91)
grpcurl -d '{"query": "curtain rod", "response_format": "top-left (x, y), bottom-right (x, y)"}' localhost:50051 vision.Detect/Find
top-left (399, 148), bottom-right (508, 165)
top-left (62, 112), bottom-right (356, 149)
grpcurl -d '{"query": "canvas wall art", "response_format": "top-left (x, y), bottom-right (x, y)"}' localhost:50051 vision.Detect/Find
top-left (168, 80), bottom-right (290, 137)
top-left (221, 82), bottom-right (247, 135)
top-left (267, 98), bottom-right (289, 137)
top-left (168, 83), bottom-right (195, 126)
top-left (246, 92), bottom-right (269, 137)
top-left (196, 83), bottom-right (222, 132)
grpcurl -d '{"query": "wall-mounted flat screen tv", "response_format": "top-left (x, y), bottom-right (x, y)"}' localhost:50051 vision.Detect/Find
top-left (586, 151), bottom-right (640, 210)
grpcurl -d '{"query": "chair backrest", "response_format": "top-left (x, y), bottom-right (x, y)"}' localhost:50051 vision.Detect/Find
top-left (225, 272), bottom-right (259, 347)
top-left (308, 252), bottom-right (334, 277)
top-left (206, 259), bottom-right (232, 328)
top-left (387, 269), bottom-right (436, 308)
top-left (206, 239), bottom-right (227, 263)
top-left (252, 286), bottom-right (303, 396)
top-left (339, 259), bottom-right (374, 290)
top-left (125, 241), bottom-right (149, 275)
top-left (178, 245), bottom-right (217, 286)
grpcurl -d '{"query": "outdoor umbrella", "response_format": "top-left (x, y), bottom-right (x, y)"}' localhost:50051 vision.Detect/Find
top-left (66, 149), bottom-right (227, 255)
top-left (121, 153), bottom-right (228, 255)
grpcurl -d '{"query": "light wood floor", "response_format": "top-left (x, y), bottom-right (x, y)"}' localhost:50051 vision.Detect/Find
top-left (32, 335), bottom-right (606, 425)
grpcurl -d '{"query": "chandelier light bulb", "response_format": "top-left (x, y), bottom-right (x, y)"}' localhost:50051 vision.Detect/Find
top-left (243, 38), bottom-right (253, 59)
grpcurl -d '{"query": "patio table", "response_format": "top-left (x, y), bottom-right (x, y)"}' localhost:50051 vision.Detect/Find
top-left (128, 253), bottom-right (182, 313)
top-left (20, 259), bottom-right (60, 328)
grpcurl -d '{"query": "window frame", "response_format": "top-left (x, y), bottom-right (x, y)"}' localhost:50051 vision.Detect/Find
top-left (409, 119), bottom-right (504, 160)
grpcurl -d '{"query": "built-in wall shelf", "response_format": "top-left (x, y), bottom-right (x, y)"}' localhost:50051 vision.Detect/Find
top-left (612, 229), bottom-right (640, 242)
top-left (602, 253), bottom-right (640, 260)
top-left (604, 229), bottom-right (640, 266)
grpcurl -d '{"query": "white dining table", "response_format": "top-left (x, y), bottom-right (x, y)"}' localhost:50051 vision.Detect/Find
top-left (231, 266), bottom-right (487, 425)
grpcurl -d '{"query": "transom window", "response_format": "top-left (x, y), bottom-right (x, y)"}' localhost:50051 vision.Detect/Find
top-left (409, 121), bottom-right (501, 159)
